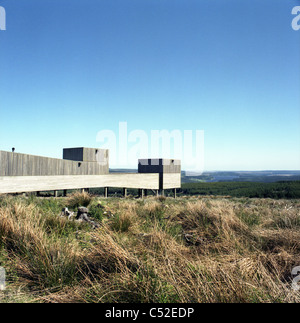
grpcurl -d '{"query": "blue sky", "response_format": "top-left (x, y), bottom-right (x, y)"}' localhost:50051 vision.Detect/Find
top-left (0, 0), bottom-right (299, 171)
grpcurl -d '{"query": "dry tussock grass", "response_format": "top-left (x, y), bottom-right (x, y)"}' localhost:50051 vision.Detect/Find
top-left (1, 194), bottom-right (300, 303)
top-left (66, 191), bottom-right (93, 208)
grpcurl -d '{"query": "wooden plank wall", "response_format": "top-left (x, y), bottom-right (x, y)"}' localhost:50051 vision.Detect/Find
top-left (0, 151), bottom-right (109, 176)
top-left (0, 152), bottom-right (181, 194)
top-left (138, 159), bottom-right (181, 174)
top-left (163, 173), bottom-right (181, 189)
top-left (63, 148), bottom-right (109, 163)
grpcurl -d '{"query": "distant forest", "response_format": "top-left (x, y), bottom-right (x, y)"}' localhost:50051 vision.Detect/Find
top-left (178, 181), bottom-right (300, 199)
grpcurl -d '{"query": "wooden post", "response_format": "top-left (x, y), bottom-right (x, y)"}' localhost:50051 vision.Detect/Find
top-left (139, 189), bottom-right (145, 199)
top-left (54, 190), bottom-right (58, 198)
top-left (104, 187), bottom-right (108, 198)
top-left (158, 189), bottom-right (164, 197)
top-left (173, 188), bottom-right (177, 199)
top-left (123, 188), bottom-right (127, 198)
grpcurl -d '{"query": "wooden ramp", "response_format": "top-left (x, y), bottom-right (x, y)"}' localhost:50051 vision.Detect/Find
top-left (0, 148), bottom-right (181, 195)
top-left (0, 173), bottom-right (181, 194)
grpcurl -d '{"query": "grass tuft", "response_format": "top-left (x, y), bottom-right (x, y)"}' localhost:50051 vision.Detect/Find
top-left (66, 191), bottom-right (93, 209)
top-left (1, 195), bottom-right (300, 303)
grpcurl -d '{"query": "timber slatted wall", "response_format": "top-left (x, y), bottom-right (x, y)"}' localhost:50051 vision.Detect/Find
top-left (0, 150), bottom-right (181, 194)
top-left (63, 147), bottom-right (109, 163)
top-left (0, 151), bottom-right (109, 176)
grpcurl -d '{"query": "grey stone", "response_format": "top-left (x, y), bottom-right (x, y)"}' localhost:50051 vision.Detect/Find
top-left (77, 206), bottom-right (89, 215)
top-left (76, 206), bottom-right (100, 229)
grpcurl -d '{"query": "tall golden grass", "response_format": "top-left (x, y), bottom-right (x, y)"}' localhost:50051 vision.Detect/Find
top-left (0, 193), bottom-right (300, 303)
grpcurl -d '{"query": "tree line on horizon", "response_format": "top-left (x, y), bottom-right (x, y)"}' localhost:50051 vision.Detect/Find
top-left (178, 181), bottom-right (300, 199)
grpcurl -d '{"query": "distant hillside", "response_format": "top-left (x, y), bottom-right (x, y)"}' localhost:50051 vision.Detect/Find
top-left (109, 168), bottom-right (137, 173)
top-left (182, 170), bottom-right (300, 183)
top-left (179, 181), bottom-right (300, 199)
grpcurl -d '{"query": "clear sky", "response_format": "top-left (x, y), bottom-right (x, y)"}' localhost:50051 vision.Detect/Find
top-left (0, 0), bottom-right (299, 171)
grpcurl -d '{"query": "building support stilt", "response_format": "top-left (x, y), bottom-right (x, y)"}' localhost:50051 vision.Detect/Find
top-left (139, 189), bottom-right (145, 199)
top-left (173, 188), bottom-right (177, 199)
top-left (104, 187), bottom-right (108, 198)
top-left (158, 189), bottom-right (164, 197)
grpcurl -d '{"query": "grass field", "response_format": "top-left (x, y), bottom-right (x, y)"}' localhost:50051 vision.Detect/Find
top-left (1, 192), bottom-right (300, 303)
